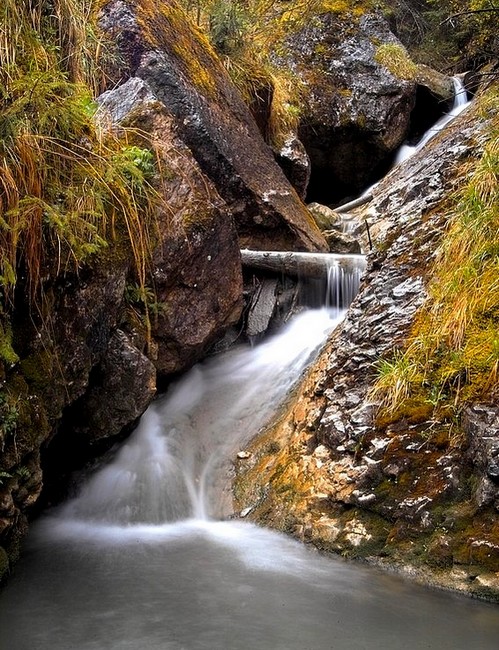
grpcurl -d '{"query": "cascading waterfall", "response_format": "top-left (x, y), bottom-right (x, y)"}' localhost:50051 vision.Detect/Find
top-left (338, 76), bottom-right (472, 234)
top-left (1, 259), bottom-right (499, 648)
top-left (395, 76), bottom-right (471, 164)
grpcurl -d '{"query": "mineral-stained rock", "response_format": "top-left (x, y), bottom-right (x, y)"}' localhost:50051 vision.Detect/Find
top-left (235, 95), bottom-right (499, 600)
top-left (98, 0), bottom-right (327, 252)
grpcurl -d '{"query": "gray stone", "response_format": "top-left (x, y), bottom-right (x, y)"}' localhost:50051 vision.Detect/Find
top-left (98, 0), bottom-right (327, 253)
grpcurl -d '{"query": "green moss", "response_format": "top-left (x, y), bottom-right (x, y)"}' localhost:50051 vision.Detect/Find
top-left (375, 43), bottom-right (418, 80)
top-left (136, 1), bottom-right (219, 96)
top-left (0, 320), bottom-right (19, 367)
top-left (19, 351), bottom-right (55, 393)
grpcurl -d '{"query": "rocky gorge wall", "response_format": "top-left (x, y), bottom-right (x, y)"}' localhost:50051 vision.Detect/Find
top-left (235, 91), bottom-right (499, 601)
top-left (1, 0), bottom-right (496, 598)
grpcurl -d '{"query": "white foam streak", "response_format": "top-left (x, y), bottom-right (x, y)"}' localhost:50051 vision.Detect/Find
top-left (394, 76), bottom-right (471, 164)
top-left (44, 307), bottom-right (348, 534)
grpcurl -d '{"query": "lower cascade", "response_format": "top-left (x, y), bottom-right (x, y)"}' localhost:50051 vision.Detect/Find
top-left (1, 256), bottom-right (498, 649)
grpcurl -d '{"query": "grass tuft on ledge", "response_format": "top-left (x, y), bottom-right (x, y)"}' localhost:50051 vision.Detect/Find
top-left (372, 87), bottom-right (499, 429)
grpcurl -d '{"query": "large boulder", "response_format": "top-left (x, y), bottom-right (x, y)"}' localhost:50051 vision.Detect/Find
top-left (97, 77), bottom-right (244, 376)
top-left (98, 0), bottom-right (327, 252)
top-left (273, 11), bottom-right (453, 205)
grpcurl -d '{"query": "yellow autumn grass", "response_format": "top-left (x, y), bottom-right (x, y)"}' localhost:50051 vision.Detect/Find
top-left (372, 88), bottom-right (499, 418)
top-left (0, 0), bottom-right (160, 303)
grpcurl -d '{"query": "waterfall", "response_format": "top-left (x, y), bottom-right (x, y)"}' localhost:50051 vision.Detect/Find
top-left (394, 76), bottom-right (471, 164)
top-left (2, 175), bottom-right (498, 650)
top-left (45, 255), bottom-right (365, 531)
top-left (1, 255), bottom-right (499, 649)
top-left (337, 76), bottom-right (472, 230)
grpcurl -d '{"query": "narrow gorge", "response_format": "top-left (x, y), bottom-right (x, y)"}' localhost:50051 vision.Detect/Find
top-left (0, 0), bottom-right (498, 647)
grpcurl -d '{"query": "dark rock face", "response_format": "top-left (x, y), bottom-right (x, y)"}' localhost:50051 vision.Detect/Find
top-left (0, 69), bottom-right (245, 580)
top-left (98, 0), bottom-right (327, 252)
top-left (97, 77), bottom-right (244, 376)
top-left (464, 406), bottom-right (499, 508)
top-left (235, 99), bottom-right (499, 600)
top-left (0, 261), bottom-right (131, 573)
top-left (63, 329), bottom-right (156, 444)
top-left (275, 12), bottom-right (452, 205)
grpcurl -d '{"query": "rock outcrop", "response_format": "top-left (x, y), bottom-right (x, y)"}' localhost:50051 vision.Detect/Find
top-left (97, 78), bottom-right (244, 376)
top-left (0, 76), bottom-right (245, 582)
top-left (272, 11), bottom-right (454, 205)
top-left (235, 94), bottom-right (499, 600)
top-left (98, 0), bottom-right (327, 252)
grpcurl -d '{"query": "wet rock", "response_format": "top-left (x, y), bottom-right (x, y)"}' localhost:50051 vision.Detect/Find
top-left (463, 405), bottom-right (499, 508)
top-left (98, 0), bottom-right (327, 252)
top-left (235, 96), bottom-right (498, 600)
top-left (323, 230), bottom-right (361, 254)
top-left (246, 279), bottom-right (278, 339)
top-left (276, 12), bottom-right (415, 204)
top-left (64, 329), bottom-right (156, 444)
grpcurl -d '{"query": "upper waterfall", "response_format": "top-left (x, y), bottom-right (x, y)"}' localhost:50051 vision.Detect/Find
top-left (395, 76), bottom-right (471, 164)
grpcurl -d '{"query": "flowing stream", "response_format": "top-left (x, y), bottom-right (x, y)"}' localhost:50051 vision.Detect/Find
top-left (394, 76), bottom-right (471, 164)
top-left (1, 256), bottom-right (499, 649)
top-left (338, 76), bottom-right (472, 221)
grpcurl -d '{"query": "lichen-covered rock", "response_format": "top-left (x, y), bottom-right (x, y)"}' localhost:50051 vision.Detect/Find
top-left (274, 11), bottom-right (453, 205)
top-left (307, 202), bottom-right (341, 230)
top-left (235, 98), bottom-right (499, 600)
top-left (98, 0), bottom-right (327, 252)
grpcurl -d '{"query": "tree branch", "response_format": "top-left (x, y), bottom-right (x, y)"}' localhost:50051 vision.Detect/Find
top-left (441, 7), bottom-right (498, 25)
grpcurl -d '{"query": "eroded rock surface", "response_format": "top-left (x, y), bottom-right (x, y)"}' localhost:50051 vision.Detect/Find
top-left (235, 97), bottom-right (499, 601)
top-left (98, 0), bottom-right (327, 252)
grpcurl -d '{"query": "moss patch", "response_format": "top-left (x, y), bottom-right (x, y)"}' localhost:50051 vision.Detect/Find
top-left (375, 43), bottom-right (418, 80)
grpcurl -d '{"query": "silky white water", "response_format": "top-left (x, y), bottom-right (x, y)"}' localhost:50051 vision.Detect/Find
top-left (1, 259), bottom-right (498, 649)
top-left (394, 76), bottom-right (471, 164)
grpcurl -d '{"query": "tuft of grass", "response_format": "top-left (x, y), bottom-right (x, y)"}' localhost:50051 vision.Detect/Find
top-left (370, 349), bottom-right (422, 413)
top-left (0, 0), bottom-right (161, 306)
top-left (374, 43), bottom-right (419, 80)
top-left (372, 87), bottom-right (499, 427)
